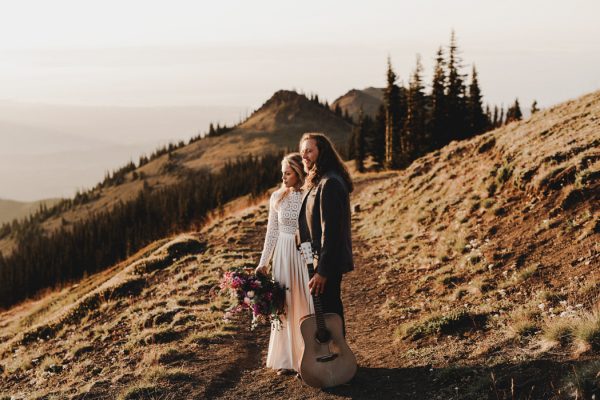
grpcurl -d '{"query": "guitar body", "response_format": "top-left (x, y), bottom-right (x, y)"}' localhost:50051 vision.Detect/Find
top-left (298, 312), bottom-right (357, 388)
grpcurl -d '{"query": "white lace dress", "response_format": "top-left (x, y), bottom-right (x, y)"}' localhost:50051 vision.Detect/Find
top-left (258, 189), bottom-right (314, 371)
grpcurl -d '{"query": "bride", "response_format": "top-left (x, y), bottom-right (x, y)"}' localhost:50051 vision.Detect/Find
top-left (255, 152), bottom-right (314, 375)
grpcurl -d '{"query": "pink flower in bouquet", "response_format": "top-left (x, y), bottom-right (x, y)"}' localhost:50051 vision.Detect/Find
top-left (217, 267), bottom-right (286, 330)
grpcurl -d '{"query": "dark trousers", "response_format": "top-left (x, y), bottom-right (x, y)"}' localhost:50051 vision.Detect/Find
top-left (317, 273), bottom-right (345, 336)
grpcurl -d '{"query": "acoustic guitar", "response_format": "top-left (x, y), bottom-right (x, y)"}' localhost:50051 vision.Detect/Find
top-left (297, 242), bottom-right (357, 388)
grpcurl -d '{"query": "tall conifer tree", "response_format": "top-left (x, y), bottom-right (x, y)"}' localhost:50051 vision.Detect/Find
top-left (371, 104), bottom-right (386, 169)
top-left (384, 57), bottom-right (401, 169)
top-left (354, 110), bottom-right (367, 173)
top-left (429, 47), bottom-right (447, 149)
top-left (406, 54), bottom-right (427, 158)
top-left (446, 30), bottom-right (467, 141)
top-left (466, 65), bottom-right (488, 136)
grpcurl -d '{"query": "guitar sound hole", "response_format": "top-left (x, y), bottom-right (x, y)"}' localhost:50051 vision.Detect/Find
top-left (315, 330), bottom-right (331, 344)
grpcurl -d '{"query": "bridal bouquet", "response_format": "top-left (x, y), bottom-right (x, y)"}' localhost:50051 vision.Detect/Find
top-left (219, 268), bottom-right (286, 330)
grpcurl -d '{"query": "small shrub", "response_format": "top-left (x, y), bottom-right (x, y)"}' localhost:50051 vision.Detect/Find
top-left (143, 328), bottom-right (182, 345)
top-left (573, 309), bottom-right (600, 350)
top-left (496, 163), bottom-right (513, 184)
top-left (482, 199), bottom-right (495, 209)
top-left (468, 254), bottom-right (482, 265)
top-left (399, 309), bottom-right (488, 341)
top-left (542, 318), bottom-right (574, 347)
top-left (71, 343), bottom-right (94, 358)
top-left (118, 384), bottom-right (162, 400)
top-left (508, 308), bottom-right (540, 338)
top-left (486, 181), bottom-right (497, 197)
top-left (493, 206), bottom-right (507, 216)
top-left (516, 264), bottom-right (540, 282)
top-left (477, 137), bottom-right (496, 153)
top-left (157, 348), bottom-right (194, 364)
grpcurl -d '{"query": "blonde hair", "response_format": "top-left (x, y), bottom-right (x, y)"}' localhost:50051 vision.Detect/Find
top-left (276, 153), bottom-right (306, 207)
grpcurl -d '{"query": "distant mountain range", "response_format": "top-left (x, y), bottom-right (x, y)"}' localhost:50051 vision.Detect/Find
top-left (0, 101), bottom-right (247, 201)
top-left (0, 198), bottom-right (61, 225)
top-left (331, 87), bottom-right (384, 121)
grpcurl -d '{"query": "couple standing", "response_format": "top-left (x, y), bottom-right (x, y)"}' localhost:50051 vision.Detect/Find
top-left (255, 132), bottom-right (354, 376)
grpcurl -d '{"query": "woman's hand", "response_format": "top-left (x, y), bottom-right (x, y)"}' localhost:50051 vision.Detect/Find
top-left (255, 265), bottom-right (268, 276)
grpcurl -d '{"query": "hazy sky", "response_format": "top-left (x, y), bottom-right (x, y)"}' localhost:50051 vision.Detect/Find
top-left (1, 0), bottom-right (599, 110)
top-left (1, 1), bottom-right (600, 201)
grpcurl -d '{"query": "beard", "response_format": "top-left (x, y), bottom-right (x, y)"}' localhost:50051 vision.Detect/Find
top-left (303, 160), bottom-right (314, 173)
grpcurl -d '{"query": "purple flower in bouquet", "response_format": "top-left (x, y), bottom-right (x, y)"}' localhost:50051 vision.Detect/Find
top-left (218, 267), bottom-right (286, 330)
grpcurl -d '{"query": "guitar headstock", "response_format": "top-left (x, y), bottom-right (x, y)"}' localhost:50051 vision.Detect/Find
top-left (298, 242), bottom-right (314, 264)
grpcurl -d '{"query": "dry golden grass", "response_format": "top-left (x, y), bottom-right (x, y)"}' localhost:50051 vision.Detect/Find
top-left (507, 306), bottom-right (541, 339)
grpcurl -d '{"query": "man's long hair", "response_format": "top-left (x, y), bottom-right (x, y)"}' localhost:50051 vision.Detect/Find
top-left (300, 132), bottom-right (354, 193)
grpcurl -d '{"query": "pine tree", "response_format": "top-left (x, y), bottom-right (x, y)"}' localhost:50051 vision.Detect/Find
top-left (384, 57), bottom-right (402, 169)
top-left (348, 125), bottom-right (357, 160)
top-left (429, 46), bottom-right (447, 149)
top-left (492, 106), bottom-right (499, 128)
top-left (445, 30), bottom-right (468, 141)
top-left (371, 104), bottom-right (386, 169)
top-left (531, 100), bottom-right (539, 114)
top-left (406, 54), bottom-right (427, 159)
top-left (466, 65), bottom-right (488, 137)
top-left (334, 103), bottom-right (342, 117)
top-left (343, 109), bottom-right (351, 122)
top-left (354, 110), bottom-right (367, 173)
top-left (506, 98), bottom-right (523, 123)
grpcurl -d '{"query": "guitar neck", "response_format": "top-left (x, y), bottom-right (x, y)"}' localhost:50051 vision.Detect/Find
top-left (306, 262), bottom-right (327, 332)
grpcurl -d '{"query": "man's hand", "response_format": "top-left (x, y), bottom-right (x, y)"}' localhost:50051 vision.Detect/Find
top-left (255, 265), bottom-right (268, 276)
top-left (308, 273), bottom-right (327, 295)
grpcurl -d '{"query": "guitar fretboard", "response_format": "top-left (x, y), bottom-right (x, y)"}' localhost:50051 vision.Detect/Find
top-left (305, 262), bottom-right (327, 332)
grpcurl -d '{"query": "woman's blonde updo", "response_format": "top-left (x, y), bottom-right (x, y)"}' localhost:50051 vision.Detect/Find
top-left (276, 152), bottom-right (306, 207)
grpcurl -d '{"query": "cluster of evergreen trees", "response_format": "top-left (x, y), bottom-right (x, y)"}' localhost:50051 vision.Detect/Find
top-left (0, 153), bottom-right (282, 309)
top-left (308, 93), bottom-right (355, 124)
top-left (349, 31), bottom-right (531, 172)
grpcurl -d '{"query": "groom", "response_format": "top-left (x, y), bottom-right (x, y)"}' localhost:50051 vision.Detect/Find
top-left (297, 132), bottom-right (354, 334)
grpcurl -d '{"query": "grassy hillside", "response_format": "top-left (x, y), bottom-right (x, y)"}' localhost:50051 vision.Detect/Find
top-left (0, 90), bottom-right (598, 399)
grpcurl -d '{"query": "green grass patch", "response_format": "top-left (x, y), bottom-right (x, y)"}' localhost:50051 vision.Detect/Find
top-left (397, 309), bottom-right (488, 341)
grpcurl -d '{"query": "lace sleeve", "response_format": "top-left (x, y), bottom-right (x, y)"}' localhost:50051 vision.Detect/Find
top-left (257, 191), bottom-right (280, 269)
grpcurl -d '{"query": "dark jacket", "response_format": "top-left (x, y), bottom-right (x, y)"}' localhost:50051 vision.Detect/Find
top-left (297, 170), bottom-right (354, 277)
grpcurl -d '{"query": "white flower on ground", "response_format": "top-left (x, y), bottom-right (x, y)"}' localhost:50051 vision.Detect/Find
top-left (247, 290), bottom-right (255, 298)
